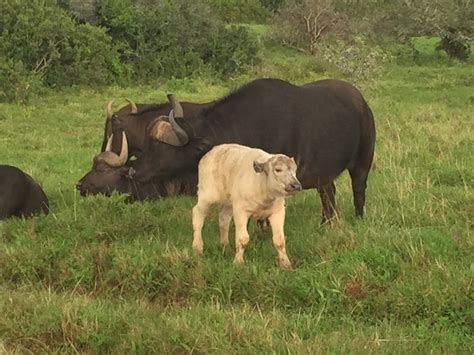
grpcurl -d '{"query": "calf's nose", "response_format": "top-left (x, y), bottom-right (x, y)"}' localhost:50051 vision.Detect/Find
top-left (75, 181), bottom-right (82, 190)
top-left (292, 182), bottom-right (302, 191)
top-left (287, 182), bottom-right (302, 192)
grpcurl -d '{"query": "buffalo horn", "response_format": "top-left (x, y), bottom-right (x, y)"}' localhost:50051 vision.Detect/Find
top-left (168, 109), bottom-right (189, 145)
top-left (166, 94), bottom-right (188, 145)
top-left (167, 94), bottom-right (184, 118)
top-left (106, 100), bottom-right (114, 120)
top-left (105, 133), bottom-right (113, 152)
top-left (103, 132), bottom-right (129, 167)
top-left (125, 98), bottom-right (138, 114)
top-left (117, 131), bottom-right (129, 165)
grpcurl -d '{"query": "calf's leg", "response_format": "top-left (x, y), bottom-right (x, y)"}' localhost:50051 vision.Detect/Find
top-left (232, 205), bottom-right (250, 265)
top-left (218, 204), bottom-right (233, 249)
top-left (192, 200), bottom-right (212, 255)
top-left (268, 207), bottom-right (292, 269)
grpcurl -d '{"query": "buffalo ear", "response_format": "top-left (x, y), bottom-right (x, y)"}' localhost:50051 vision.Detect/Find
top-left (190, 138), bottom-right (211, 157)
top-left (120, 167), bottom-right (136, 179)
top-left (150, 119), bottom-right (181, 146)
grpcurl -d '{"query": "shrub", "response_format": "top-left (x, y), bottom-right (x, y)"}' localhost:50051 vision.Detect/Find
top-left (259, 0), bottom-right (286, 13)
top-left (269, 0), bottom-right (350, 53)
top-left (315, 38), bottom-right (391, 82)
top-left (436, 28), bottom-right (471, 61)
top-left (0, 58), bottom-right (43, 103)
top-left (0, 0), bottom-right (261, 102)
top-left (0, 0), bottom-right (121, 92)
top-left (204, 25), bottom-right (261, 76)
top-left (98, 0), bottom-right (260, 79)
top-left (336, 0), bottom-right (473, 60)
top-left (206, 0), bottom-right (270, 23)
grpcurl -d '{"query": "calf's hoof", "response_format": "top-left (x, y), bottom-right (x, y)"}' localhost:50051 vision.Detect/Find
top-left (233, 256), bottom-right (245, 266)
top-left (278, 258), bottom-right (292, 270)
top-left (192, 243), bottom-right (204, 256)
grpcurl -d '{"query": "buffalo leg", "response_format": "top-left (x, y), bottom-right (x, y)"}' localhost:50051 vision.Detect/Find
top-left (268, 206), bottom-right (292, 269)
top-left (317, 182), bottom-right (336, 224)
top-left (232, 205), bottom-right (250, 265)
top-left (192, 200), bottom-right (212, 255)
top-left (349, 168), bottom-right (369, 218)
top-left (218, 204), bottom-right (233, 249)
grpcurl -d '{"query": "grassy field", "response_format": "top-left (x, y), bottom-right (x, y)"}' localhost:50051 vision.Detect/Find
top-left (0, 40), bottom-right (473, 353)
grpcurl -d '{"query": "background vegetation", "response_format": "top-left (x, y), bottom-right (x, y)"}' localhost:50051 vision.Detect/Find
top-left (0, 0), bottom-right (473, 353)
top-left (1, 0), bottom-right (472, 102)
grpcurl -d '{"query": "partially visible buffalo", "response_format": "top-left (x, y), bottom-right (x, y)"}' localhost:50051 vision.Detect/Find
top-left (0, 165), bottom-right (49, 219)
top-left (77, 78), bottom-right (376, 223)
top-left (77, 132), bottom-right (196, 200)
top-left (102, 99), bottom-right (211, 158)
top-left (76, 98), bottom-right (209, 200)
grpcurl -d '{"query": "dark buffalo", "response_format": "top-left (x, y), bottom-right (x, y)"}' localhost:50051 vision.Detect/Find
top-left (77, 131), bottom-right (197, 200)
top-left (78, 78), bottom-right (376, 222)
top-left (102, 99), bottom-right (211, 158)
top-left (77, 99), bottom-right (207, 200)
top-left (0, 165), bottom-right (49, 219)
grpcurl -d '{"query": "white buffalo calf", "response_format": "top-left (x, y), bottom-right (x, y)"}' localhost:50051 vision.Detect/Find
top-left (192, 144), bottom-right (302, 269)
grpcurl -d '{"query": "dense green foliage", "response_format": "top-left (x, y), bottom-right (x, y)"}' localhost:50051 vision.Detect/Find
top-left (206, 0), bottom-right (270, 23)
top-left (0, 0), bottom-right (259, 102)
top-left (0, 0), bottom-right (120, 101)
top-left (0, 36), bottom-right (473, 352)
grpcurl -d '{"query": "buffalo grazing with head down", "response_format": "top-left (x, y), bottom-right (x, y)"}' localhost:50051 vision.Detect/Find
top-left (76, 99), bottom-right (209, 200)
top-left (77, 78), bottom-right (376, 223)
top-left (0, 165), bottom-right (49, 219)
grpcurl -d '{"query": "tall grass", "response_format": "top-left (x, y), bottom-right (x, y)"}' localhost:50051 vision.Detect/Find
top-left (0, 43), bottom-right (472, 352)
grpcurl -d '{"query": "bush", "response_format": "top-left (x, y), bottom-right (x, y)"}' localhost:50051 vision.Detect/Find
top-left (0, 58), bottom-right (43, 103)
top-left (259, 0), bottom-right (286, 13)
top-left (204, 25), bottom-right (261, 76)
top-left (0, 0), bottom-right (261, 101)
top-left (98, 0), bottom-right (260, 79)
top-left (315, 38), bottom-right (391, 82)
top-left (436, 28), bottom-right (471, 61)
top-left (269, 0), bottom-right (350, 53)
top-left (206, 0), bottom-right (270, 23)
top-left (336, 0), bottom-right (473, 60)
top-left (0, 0), bottom-right (121, 100)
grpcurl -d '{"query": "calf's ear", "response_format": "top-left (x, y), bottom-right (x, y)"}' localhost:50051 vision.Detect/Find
top-left (253, 160), bottom-right (267, 174)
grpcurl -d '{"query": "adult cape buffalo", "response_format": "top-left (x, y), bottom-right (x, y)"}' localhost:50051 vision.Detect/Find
top-left (101, 99), bottom-right (211, 159)
top-left (79, 78), bottom-right (376, 222)
top-left (0, 165), bottom-right (49, 219)
top-left (76, 99), bottom-right (208, 200)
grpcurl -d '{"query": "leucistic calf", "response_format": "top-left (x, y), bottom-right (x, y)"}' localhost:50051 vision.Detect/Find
top-left (192, 144), bottom-right (302, 269)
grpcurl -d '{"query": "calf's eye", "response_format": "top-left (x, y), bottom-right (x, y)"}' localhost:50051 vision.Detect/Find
top-left (275, 168), bottom-right (282, 173)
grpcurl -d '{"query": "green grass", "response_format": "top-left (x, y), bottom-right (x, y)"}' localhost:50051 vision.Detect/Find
top-left (0, 43), bottom-right (473, 353)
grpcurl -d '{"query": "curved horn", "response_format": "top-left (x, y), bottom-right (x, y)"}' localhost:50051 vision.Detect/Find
top-left (101, 132), bottom-right (129, 167)
top-left (117, 131), bottom-right (128, 165)
top-left (105, 133), bottom-right (113, 151)
top-left (106, 100), bottom-right (114, 120)
top-left (167, 94), bottom-right (184, 118)
top-left (168, 109), bottom-right (189, 145)
top-left (125, 98), bottom-right (138, 114)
